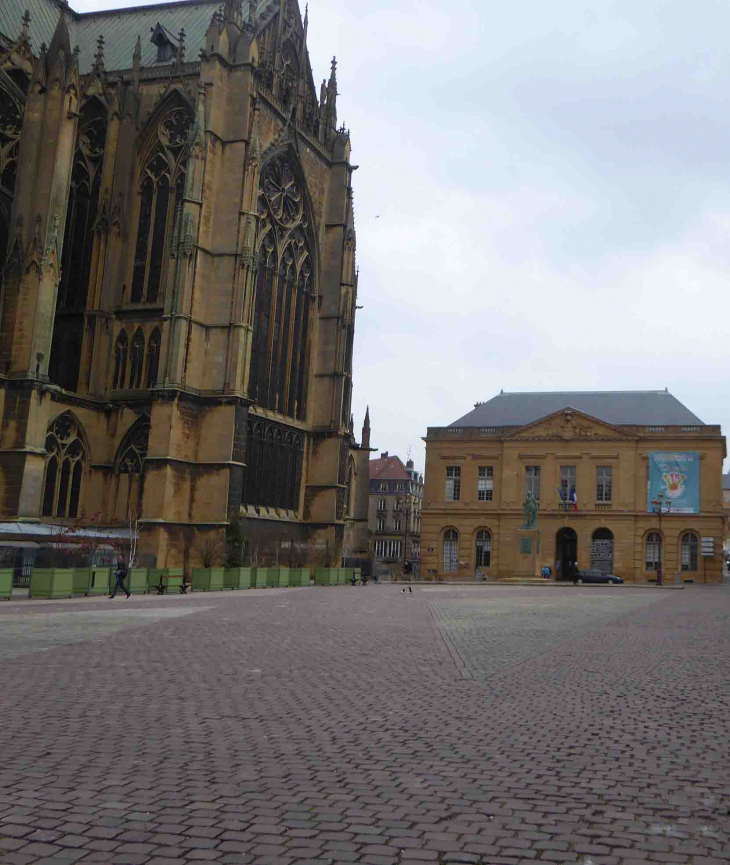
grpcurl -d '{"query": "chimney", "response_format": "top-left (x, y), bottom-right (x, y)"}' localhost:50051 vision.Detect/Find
top-left (380, 451), bottom-right (388, 459)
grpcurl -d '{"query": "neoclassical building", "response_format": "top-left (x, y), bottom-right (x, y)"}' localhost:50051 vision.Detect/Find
top-left (421, 391), bottom-right (726, 583)
top-left (0, 0), bottom-right (370, 569)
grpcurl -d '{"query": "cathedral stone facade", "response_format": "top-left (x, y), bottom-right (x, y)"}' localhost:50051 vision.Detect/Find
top-left (0, 0), bottom-right (370, 570)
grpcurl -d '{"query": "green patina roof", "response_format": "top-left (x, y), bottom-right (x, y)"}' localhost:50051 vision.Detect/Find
top-left (1, 0), bottom-right (277, 75)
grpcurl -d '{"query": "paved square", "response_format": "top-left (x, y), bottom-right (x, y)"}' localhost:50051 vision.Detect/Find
top-left (1, 584), bottom-right (728, 865)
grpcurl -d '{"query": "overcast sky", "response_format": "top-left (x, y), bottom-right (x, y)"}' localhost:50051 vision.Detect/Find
top-left (76, 0), bottom-right (730, 471)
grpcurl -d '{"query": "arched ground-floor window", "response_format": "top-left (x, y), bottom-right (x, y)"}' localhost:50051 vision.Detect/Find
top-left (681, 531), bottom-right (698, 572)
top-left (646, 531), bottom-right (662, 571)
top-left (443, 529), bottom-right (458, 572)
top-left (475, 530), bottom-right (491, 567)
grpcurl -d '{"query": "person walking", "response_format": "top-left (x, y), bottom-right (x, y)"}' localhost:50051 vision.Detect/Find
top-left (572, 561), bottom-right (580, 586)
top-left (110, 554), bottom-right (131, 598)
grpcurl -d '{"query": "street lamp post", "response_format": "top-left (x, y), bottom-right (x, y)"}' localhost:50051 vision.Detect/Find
top-left (650, 491), bottom-right (672, 586)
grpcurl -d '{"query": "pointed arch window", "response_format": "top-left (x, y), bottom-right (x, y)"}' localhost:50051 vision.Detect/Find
top-left (0, 84), bottom-right (22, 198)
top-left (252, 154), bottom-right (314, 421)
top-left (129, 328), bottom-right (145, 389)
top-left (42, 413), bottom-right (87, 518)
top-left (114, 418), bottom-right (150, 519)
top-left (146, 326), bottom-right (161, 387)
top-left (131, 106), bottom-right (192, 304)
top-left (113, 329), bottom-right (128, 389)
top-left (58, 99), bottom-right (107, 310)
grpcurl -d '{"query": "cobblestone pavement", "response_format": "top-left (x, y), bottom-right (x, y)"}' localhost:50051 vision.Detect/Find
top-left (1, 584), bottom-right (728, 865)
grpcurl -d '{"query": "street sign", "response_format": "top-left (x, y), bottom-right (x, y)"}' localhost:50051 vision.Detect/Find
top-left (701, 537), bottom-right (714, 557)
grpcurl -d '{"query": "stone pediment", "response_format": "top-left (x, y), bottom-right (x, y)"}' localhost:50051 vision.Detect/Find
top-left (507, 407), bottom-right (634, 442)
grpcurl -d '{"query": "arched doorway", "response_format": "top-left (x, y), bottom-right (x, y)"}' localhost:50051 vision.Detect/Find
top-left (555, 527), bottom-right (577, 580)
top-left (591, 528), bottom-right (614, 574)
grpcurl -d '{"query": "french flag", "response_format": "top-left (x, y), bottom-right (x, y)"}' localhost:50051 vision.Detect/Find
top-left (569, 487), bottom-right (578, 511)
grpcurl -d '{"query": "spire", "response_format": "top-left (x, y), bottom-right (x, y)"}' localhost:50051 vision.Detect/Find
top-left (176, 28), bottom-right (186, 66)
top-left (92, 34), bottom-right (105, 73)
top-left (329, 55), bottom-right (337, 87)
top-left (299, 4), bottom-right (308, 66)
top-left (132, 34), bottom-right (141, 88)
top-left (18, 9), bottom-right (31, 48)
top-left (224, 0), bottom-right (243, 28)
top-left (247, 1), bottom-right (257, 26)
top-left (361, 406), bottom-right (371, 449)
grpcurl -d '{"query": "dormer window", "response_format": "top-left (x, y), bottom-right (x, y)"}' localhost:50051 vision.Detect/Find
top-left (150, 23), bottom-right (177, 63)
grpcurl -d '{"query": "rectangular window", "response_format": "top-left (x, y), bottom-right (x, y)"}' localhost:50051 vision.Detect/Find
top-left (394, 500), bottom-right (402, 511)
top-left (396, 483), bottom-right (404, 491)
top-left (394, 518), bottom-right (401, 531)
top-left (379, 482), bottom-right (388, 491)
top-left (377, 518), bottom-right (385, 531)
top-left (443, 538), bottom-right (458, 571)
top-left (525, 465), bottom-right (541, 500)
top-left (560, 466), bottom-right (576, 505)
top-left (596, 466), bottom-right (612, 502)
top-left (478, 466), bottom-right (494, 501)
top-left (445, 466), bottom-right (461, 501)
top-left (378, 498), bottom-right (386, 510)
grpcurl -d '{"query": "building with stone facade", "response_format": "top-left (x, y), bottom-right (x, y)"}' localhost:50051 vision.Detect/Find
top-left (421, 391), bottom-right (726, 584)
top-left (0, 0), bottom-right (370, 572)
top-left (369, 443), bottom-right (423, 578)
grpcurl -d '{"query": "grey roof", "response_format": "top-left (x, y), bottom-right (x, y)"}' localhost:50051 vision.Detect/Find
top-left (1, 0), bottom-right (276, 75)
top-left (723, 473), bottom-right (730, 491)
top-left (451, 390), bottom-right (704, 428)
top-left (0, 0), bottom-right (61, 57)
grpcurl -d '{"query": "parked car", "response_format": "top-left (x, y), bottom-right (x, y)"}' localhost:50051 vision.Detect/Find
top-left (576, 568), bottom-right (623, 585)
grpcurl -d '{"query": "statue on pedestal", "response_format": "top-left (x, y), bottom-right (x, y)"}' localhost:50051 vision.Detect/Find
top-left (521, 490), bottom-right (539, 529)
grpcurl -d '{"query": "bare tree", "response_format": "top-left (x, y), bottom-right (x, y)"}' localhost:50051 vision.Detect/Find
top-left (195, 531), bottom-right (226, 568)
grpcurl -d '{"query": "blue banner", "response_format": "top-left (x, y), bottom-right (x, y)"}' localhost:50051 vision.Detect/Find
top-left (648, 452), bottom-right (700, 514)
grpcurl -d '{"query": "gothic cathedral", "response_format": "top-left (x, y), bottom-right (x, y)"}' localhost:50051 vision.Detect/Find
top-left (0, 0), bottom-right (371, 569)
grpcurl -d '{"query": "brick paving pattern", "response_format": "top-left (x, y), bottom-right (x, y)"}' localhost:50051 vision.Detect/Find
top-left (1, 584), bottom-right (728, 865)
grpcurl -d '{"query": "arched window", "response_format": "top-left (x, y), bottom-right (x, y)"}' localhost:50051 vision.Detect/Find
top-left (42, 413), bottom-right (87, 518)
top-left (114, 418), bottom-right (150, 519)
top-left (0, 84), bottom-right (22, 199)
top-left (58, 99), bottom-right (107, 311)
top-left (646, 531), bottom-right (662, 571)
top-left (112, 330), bottom-right (128, 389)
top-left (475, 530), bottom-right (491, 568)
top-left (443, 529), bottom-right (458, 572)
top-left (131, 106), bottom-right (192, 304)
top-left (253, 153), bottom-right (314, 420)
top-left (146, 326), bottom-right (161, 387)
top-left (681, 532), bottom-right (698, 572)
top-left (129, 328), bottom-right (145, 389)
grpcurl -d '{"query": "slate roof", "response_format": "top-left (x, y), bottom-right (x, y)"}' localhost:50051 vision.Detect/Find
top-left (450, 390), bottom-right (704, 428)
top-left (369, 455), bottom-right (410, 482)
top-left (1, 0), bottom-right (276, 75)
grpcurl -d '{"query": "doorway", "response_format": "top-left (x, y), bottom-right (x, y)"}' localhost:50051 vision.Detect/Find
top-left (556, 527), bottom-right (577, 580)
top-left (591, 528), bottom-right (614, 574)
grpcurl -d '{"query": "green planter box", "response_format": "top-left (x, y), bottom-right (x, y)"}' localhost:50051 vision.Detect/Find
top-left (315, 567), bottom-right (338, 586)
top-left (72, 568), bottom-right (93, 596)
top-left (149, 568), bottom-right (185, 594)
top-left (277, 567), bottom-right (292, 586)
top-left (266, 567), bottom-right (281, 587)
top-left (288, 567), bottom-right (310, 587)
top-left (128, 568), bottom-right (149, 594)
top-left (337, 568), bottom-right (353, 585)
top-left (0, 568), bottom-right (12, 600)
top-left (224, 567), bottom-right (254, 589)
top-left (353, 568), bottom-right (362, 585)
top-left (89, 567), bottom-right (110, 596)
top-left (30, 568), bottom-right (74, 599)
top-left (192, 567), bottom-right (225, 592)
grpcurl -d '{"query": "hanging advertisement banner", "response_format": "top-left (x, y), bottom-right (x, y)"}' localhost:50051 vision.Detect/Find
top-left (647, 452), bottom-right (700, 514)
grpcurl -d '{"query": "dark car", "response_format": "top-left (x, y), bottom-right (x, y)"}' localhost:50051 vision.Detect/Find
top-left (575, 568), bottom-right (623, 585)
